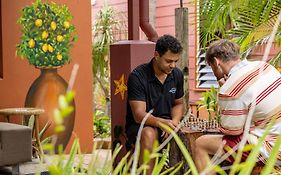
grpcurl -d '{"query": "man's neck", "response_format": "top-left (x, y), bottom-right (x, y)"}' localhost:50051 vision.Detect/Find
top-left (221, 59), bottom-right (241, 75)
top-left (152, 58), bottom-right (167, 83)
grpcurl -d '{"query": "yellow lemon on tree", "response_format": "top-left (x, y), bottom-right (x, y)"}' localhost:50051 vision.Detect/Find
top-left (57, 53), bottom-right (63, 61)
top-left (42, 44), bottom-right (48, 52)
top-left (42, 31), bottom-right (49, 39)
top-left (51, 21), bottom-right (57, 30)
top-left (48, 44), bottom-right (54, 53)
top-left (35, 19), bottom-right (42, 27)
top-left (28, 39), bottom-right (35, 48)
top-left (63, 21), bottom-right (70, 29)
top-left (56, 35), bottom-right (64, 42)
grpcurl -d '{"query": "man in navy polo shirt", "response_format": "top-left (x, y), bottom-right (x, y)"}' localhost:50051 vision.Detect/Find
top-left (125, 34), bottom-right (184, 173)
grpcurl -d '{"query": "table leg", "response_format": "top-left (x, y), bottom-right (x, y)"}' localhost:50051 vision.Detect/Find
top-left (4, 115), bottom-right (10, 122)
top-left (34, 115), bottom-right (44, 158)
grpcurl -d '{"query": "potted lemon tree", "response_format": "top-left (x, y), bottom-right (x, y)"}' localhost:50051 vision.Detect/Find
top-left (16, 0), bottom-right (77, 152)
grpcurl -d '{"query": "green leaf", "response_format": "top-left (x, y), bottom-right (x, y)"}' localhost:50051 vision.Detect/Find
top-left (152, 143), bottom-right (170, 175)
top-left (58, 95), bottom-right (68, 109)
top-left (63, 139), bottom-right (80, 174)
top-left (54, 108), bottom-right (63, 124)
top-left (169, 162), bottom-right (184, 175)
top-left (65, 91), bottom-right (75, 102)
top-left (260, 126), bottom-right (281, 174)
top-left (54, 125), bottom-right (65, 133)
top-left (238, 117), bottom-right (277, 175)
top-left (111, 151), bottom-right (131, 175)
top-left (60, 106), bottom-right (74, 118)
top-left (42, 143), bottom-right (54, 152)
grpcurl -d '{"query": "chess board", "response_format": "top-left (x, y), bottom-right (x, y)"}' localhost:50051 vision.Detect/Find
top-left (182, 116), bottom-right (219, 133)
top-left (180, 116), bottom-right (221, 158)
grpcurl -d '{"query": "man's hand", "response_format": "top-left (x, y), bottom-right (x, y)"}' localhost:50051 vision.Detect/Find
top-left (157, 118), bottom-right (177, 139)
top-left (218, 74), bottom-right (228, 86)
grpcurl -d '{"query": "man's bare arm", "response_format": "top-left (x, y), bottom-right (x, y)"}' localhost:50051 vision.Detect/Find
top-left (171, 97), bottom-right (184, 125)
top-left (129, 100), bottom-right (176, 129)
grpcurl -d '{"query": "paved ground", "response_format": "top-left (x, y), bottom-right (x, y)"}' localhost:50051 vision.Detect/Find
top-left (0, 149), bottom-right (111, 175)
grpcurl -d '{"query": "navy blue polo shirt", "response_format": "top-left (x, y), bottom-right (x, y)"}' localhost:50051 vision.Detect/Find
top-left (125, 58), bottom-right (184, 138)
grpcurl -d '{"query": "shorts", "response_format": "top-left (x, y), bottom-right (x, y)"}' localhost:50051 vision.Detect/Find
top-left (223, 134), bottom-right (263, 165)
top-left (126, 124), bottom-right (165, 146)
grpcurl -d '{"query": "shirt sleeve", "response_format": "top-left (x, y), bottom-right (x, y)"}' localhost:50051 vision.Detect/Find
top-left (175, 69), bottom-right (184, 99)
top-left (127, 73), bottom-right (146, 101)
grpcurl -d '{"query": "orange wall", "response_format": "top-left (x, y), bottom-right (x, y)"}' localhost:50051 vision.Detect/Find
top-left (1, 0), bottom-right (93, 152)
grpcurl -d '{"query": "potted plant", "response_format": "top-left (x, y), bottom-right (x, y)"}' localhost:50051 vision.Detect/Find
top-left (16, 0), bottom-right (77, 152)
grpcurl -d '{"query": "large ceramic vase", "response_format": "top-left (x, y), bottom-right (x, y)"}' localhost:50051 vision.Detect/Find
top-left (25, 67), bottom-right (75, 152)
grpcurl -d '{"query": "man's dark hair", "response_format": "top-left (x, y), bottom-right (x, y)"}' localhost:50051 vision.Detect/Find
top-left (206, 39), bottom-right (240, 64)
top-left (155, 34), bottom-right (183, 57)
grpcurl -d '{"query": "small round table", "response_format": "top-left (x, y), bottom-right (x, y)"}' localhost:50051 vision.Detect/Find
top-left (0, 107), bottom-right (45, 157)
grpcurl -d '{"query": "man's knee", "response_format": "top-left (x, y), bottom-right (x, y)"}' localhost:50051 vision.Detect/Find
top-left (195, 136), bottom-right (206, 149)
top-left (195, 134), bottom-right (223, 155)
top-left (141, 127), bottom-right (158, 145)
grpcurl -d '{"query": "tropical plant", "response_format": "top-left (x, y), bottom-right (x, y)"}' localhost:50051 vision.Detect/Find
top-left (196, 86), bottom-right (219, 120)
top-left (93, 110), bottom-right (111, 138)
top-left (198, 0), bottom-right (239, 47)
top-left (92, 5), bottom-right (118, 77)
top-left (199, 0), bottom-right (281, 66)
top-left (92, 5), bottom-right (125, 134)
top-left (92, 5), bottom-right (128, 148)
top-left (16, 0), bottom-right (77, 67)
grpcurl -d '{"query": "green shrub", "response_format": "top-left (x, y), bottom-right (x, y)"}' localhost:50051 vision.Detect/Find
top-left (93, 110), bottom-right (111, 138)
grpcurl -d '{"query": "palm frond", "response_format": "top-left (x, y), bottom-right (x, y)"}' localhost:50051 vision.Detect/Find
top-left (198, 0), bottom-right (240, 47)
top-left (225, 0), bottom-right (281, 58)
top-left (269, 49), bottom-right (281, 67)
top-left (199, 0), bottom-right (281, 58)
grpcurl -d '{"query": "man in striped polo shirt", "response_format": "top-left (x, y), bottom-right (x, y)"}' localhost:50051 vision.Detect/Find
top-left (194, 39), bottom-right (281, 174)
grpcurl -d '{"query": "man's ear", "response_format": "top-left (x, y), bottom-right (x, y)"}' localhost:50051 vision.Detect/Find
top-left (154, 51), bottom-right (160, 59)
top-left (214, 57), bottom-right (220, 66)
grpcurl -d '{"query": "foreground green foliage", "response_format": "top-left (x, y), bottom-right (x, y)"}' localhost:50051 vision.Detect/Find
top-left (42, 91), bottom-right (281, 174)
top-left (44, 92), bottom-right (281, 175)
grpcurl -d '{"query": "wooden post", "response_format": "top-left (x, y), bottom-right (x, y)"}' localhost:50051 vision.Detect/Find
top-left (175, 7), bottom-right (189, 112)
top-left (170, 8), bottom-right (190, 174)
